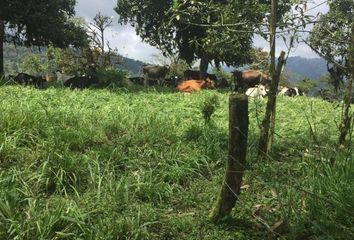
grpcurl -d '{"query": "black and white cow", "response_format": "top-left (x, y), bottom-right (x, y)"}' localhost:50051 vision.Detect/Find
top-left (279, 87), bottom-right (305, 97)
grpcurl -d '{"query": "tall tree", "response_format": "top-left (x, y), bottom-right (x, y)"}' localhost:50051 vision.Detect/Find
top-left (308, 0), bottom-right (354, 145)
top-left (86, 12), bottom-right (120, 68)
top-left (0, 0), bottom-right (88, 76)
top-left (115, 0), bottom-right (271, 77)
top-left (257, 0), bottom-right (312, 157)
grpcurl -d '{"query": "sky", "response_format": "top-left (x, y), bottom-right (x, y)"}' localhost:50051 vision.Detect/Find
top-left (75, 0), bottom-right (329, 63)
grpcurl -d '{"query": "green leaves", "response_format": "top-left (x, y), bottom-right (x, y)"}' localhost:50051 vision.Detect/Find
top-left (1, 0), bottom-right (88, 48)
top-left (115, 0), bottom-right (273, 67)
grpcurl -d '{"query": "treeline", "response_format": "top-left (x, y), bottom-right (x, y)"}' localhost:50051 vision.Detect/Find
top-left (3, 43), bottom-right (144, 76)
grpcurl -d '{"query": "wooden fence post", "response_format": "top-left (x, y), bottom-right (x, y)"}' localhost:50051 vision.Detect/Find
top-left (209, 94), bottom-right (249, 222)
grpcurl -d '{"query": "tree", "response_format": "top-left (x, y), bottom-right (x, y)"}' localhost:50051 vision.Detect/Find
top-left (257, 0), bottom-right (315, 157)
top-left (20, 53), bottom-right (47, 76)
top-left (0, 0), bottom-right (89, 76)
top-left (308, 0), bottom-right (354, 145)
top-left (86, 12), bottom-right (118, 68)
top-left (249, 48), bottom-right (270, 71)
top-left (115, 1), bottom-right (271, 77)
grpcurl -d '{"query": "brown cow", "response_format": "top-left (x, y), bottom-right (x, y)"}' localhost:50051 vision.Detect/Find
top-left (232, 70), bottom-right (271, 91)
top-left (176, 79), bottom-right (215, 94)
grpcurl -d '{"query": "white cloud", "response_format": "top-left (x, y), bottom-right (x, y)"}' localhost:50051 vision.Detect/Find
top-left (75, 0), bottom-right (160, 62)
top-left (75, 0), bottom-right (329, 62)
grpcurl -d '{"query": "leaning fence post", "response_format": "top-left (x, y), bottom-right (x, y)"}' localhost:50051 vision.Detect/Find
top-left (209, 93), bottom-right (249, 222)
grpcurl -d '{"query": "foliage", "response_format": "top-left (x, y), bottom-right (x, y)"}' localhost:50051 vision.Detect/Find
top-left (115, 0), bottom-right (278, 68)
top-left (212, 67), bottom-right (233, 85)
top-left (168, 58), bottom-right (189, 78)
top-left (96, 68), bottom-right (128, 88)
top-left (200, 94), bottom-right (220, 124)
top-left (20, 53), bottom-right (47, 75)
top-left (46, 44), bottom-right (79, 75)
top-left (308, 0), bottom-right (354, 86)
top-left (291, 149), bottom-right (354, 240)
top-left (0, 86), bottom-right (352, 239)
top-left (0, 0), bottom-right (89, 76)
top-left (296, 78), bottom-right (318, 94)
top-left (0, 0), bottom-right (88, 48)
top-left (14, 45), bottom-right (83, 76)
top-left (249, 48), bottom-right (269, 71)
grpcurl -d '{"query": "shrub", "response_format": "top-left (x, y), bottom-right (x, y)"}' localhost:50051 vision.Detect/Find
top-left (96, 68), bottom-right (128, 88)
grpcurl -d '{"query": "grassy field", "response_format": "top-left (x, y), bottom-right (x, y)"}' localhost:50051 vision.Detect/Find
top-left (0, 85), bottom-right (353, 239)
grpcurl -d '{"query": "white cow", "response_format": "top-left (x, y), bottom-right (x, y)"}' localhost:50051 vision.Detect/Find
top-left (245, 84), bottom-right (268, 99)
top-left (56, 71), bottom-right (75, 84)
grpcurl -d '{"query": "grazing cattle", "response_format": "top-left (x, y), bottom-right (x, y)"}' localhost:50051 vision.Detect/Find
top-left (279, 87), bottom-right (305, 97)
top-left (245, 85), bottom-right (268, 99)
top-left (64, 75), bottom-right (98, 89)
top-left (183, 70), bottom-right (218, 82)
top-left (12, 73), bottom-right (46, 88)
top-left (232, 70), bottom-right (271, 90)
top-left (176, 78), bottom-right (215, 94)
top-left (142, 65), bottom-right (169, 86)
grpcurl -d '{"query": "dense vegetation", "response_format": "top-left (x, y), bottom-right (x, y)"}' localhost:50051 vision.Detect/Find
top-left (3, 43), bottom-right (144, 77)
top-left (0, 85), bottom-right (352, 239)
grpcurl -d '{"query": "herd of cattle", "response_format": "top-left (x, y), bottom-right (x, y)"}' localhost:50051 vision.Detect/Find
top-left (140, 65), bottom-right (305, 97)
top-left (7, 72), bottom-right (99, 89)
top-left (5, 64), bottom-right (306, 99)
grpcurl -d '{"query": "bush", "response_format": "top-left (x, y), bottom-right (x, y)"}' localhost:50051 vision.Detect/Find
top-left (96, 68), bottom-right (128, 88)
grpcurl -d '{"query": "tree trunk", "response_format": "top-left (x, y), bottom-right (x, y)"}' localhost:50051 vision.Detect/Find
top-left (338, 23), bottom-right (354, 146)
top-left (199, 52), bottom-right (209, 79)
top-left (209, 94), bottom-right (249, 222)
top-left (0, 20), bottom-right (4, 77)
top-left (258, 51), bottom-right (286, 157)
top-left (258, 0), bottom-right (281, 157)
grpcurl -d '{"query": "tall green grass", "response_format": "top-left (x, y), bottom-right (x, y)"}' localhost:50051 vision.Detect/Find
top-left (0, 85), bottom-right (352, 239)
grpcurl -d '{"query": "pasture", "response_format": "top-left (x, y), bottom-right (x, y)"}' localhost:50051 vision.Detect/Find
top-left (0, 85), bottom-right (353, 239)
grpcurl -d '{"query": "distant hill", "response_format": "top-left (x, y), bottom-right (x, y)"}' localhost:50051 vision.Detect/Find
top-left (117, 57), bottom-right (145, 76)
top-left (284, 56), bottom-right (327, 81)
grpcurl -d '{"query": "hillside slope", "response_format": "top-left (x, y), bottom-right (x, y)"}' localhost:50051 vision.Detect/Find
top-left (284, 56), bottom-right (327, 80)
top-left (0, 85), bottom-right (352, 239)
